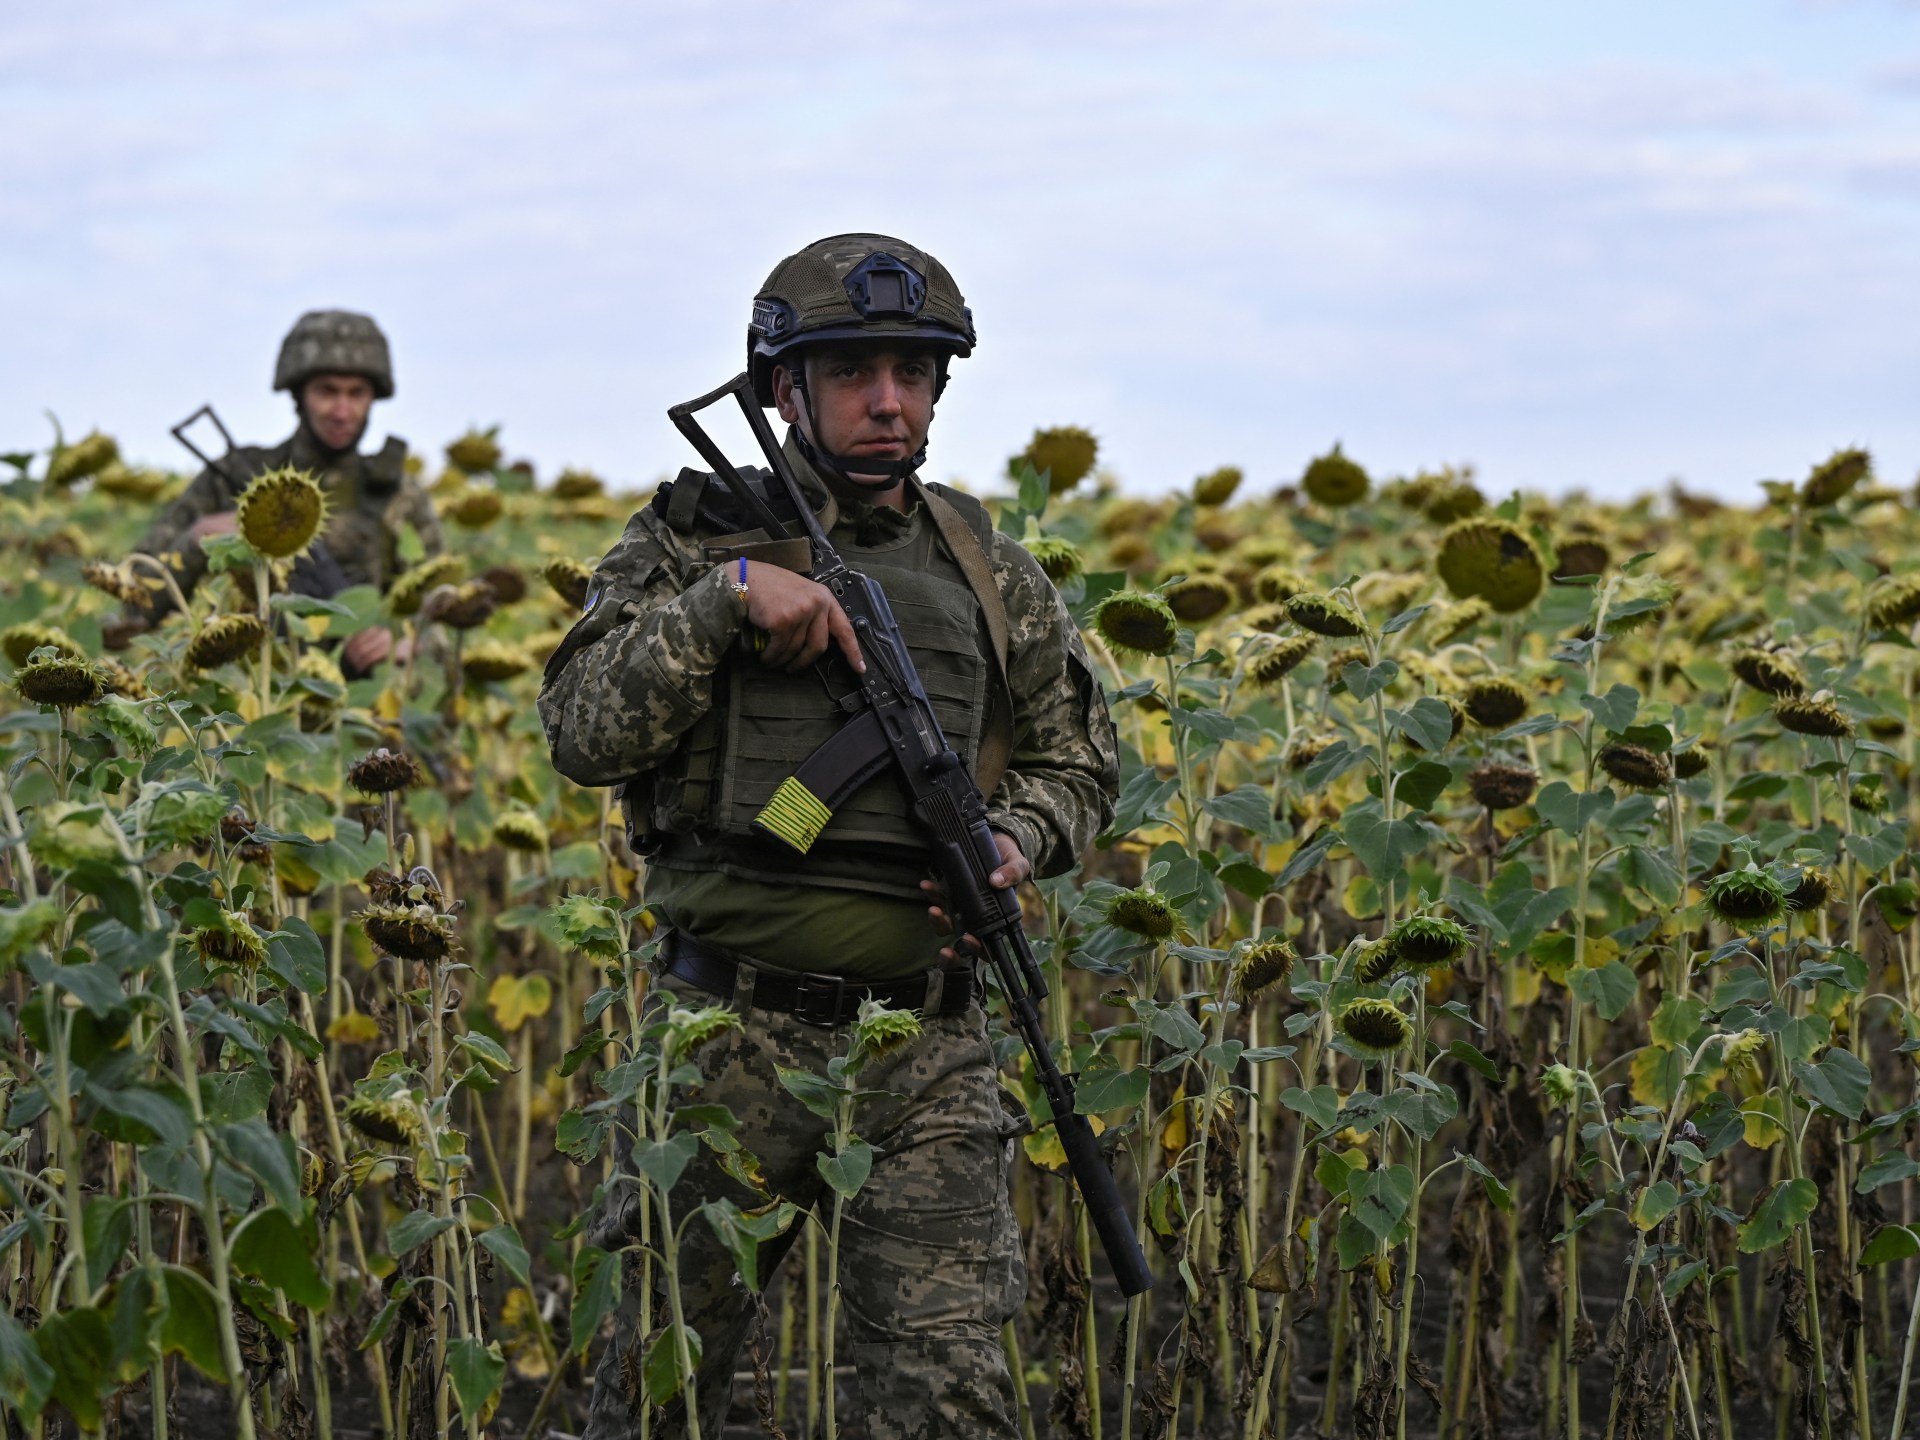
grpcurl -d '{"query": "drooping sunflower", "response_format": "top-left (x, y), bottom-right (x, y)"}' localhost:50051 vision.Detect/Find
top-left (1094, 592), bottom-right (1179, 657)
top-left (1435, 518), bottom-right (1545, 614)
top-left (236, 466), bottom-right (327, 559)
top-left (1017, 426), bottom-right (1099, 494)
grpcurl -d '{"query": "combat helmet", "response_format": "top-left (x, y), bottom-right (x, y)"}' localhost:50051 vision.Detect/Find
top-left (274, 310), bottom-right (395, 399)
top-left (749, 235), bottom-right (973, 487)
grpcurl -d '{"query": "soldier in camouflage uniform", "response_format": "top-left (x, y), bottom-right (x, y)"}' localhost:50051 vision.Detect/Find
top-left (108, 310), bottom-right (443, 671)
top-left (537, 235), bottom-right (1119, 1439)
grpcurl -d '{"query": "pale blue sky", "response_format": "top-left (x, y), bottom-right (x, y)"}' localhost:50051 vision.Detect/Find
top-left (4, 1), bottom-right (1918, 501)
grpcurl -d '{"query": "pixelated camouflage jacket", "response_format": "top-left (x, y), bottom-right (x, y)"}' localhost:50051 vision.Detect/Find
top-left (129, 425), bottom-right (443, 617)
top-left (537, 436), bottom-right (1119, 878)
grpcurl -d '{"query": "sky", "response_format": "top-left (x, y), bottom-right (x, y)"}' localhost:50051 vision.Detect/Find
top-left (4, 0), bottom-right (1918, 503)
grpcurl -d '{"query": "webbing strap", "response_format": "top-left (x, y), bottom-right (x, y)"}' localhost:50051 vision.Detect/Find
top-left (914, 481), bottom-right (1014, 799)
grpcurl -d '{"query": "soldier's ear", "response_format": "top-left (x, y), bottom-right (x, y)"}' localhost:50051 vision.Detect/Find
top-left (772, 364), bottom-right (804, 428)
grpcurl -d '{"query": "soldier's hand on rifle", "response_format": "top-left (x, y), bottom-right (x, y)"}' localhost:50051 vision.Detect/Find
top-left (342, 626), bottom-right (394, 674)
top-left (922, 830), bottom-right (1030, 960)
top-left (187, 510), bottom-right (238, 543)
top-left (739, 561), bottom-right (866, 675)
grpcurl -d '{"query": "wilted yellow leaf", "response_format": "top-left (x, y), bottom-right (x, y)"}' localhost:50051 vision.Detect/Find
top-left (489, 973), bottom-right (553, 1032)
top-left (1739, 1094), bottom-right (1786, 1150)
top-left (327, 1011), bottom-right (384, 1046)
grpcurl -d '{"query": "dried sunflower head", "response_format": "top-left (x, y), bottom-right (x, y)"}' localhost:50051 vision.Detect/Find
top-left (1605, 576), bottom-right (1677, 635)
top-left (541, 557), bottom-right (594, 609)
top-left (478, 564), bottom-right (527, 605)
top-left (1468, 761), bottom-right (1537, 811)
top-left (362, 903), bottom-right (456, 961)
top-left (463, 641), bottom-right (530, 684)
top-left (347, 747), bottom-right (419, 795)
top-left (236, 466), bottom-right (327, 559)
top-left (1354, 572), bottom-right (1427, 619)
top-left (1355, 941), bottom-right (1398, 986)
top-left (1786, 868), bottom-right (1835, 912)
top-left (184, 614), bottom-right (267, 671)
top-left (1775, 696), bottom-right (1853, 739)
top-left (1019, 426), bottom-right (1099, 494)
top-left (345, 1092), bottom-right (425, 1147)
top-left (492, 811), bottom-right (548, 853)
top-left (1729, 647), bottom-right (1805, 698)
top-left (97, 659), bottom-right (146, 701)
top-left (1848, 781), bottom-right (1887, 815)
top-left (1802, 447), bottom-right (1870, 507)
top-left (192, 911), bottom-right (268, 972)
top-left (1703, 868), bottom-right (1788, 928)
top-left (1026, 536), bottom-right (1084, 586)
top-left (1094, 591), bottom-right (1179, 657)
top-left (1383, 914), bottom-right (1473, 969)
top-left (1231, 938), bottom-right (1297, 999)
top-left (1241, 602), bottom-right (1292, 634)
top-left (1462, 676), bottom-right (1529, 729)
top-left (1285, 593), bottom-right (1366, 638)
top-left (422, 580), bottom-right (498, 630)
top-left (1427, 597), bottom-right (1490, 645)
top-left (1193, 466), bottom-right (1243, 506)
top-left (1247, 635), bottom-right (1317, 688)
top-left (1597, 742), bottom-right (1672, 790)
top-left (1552, 538), bottom-right (1610, 582)
top-left (1670, 744), bottom-right (1711, 780)
top-left (1865, 574), bottom-right (1920, 632)
top-left (81, 559), bottom-right (151, 606)
top-left (1106, 888), bottom-right (1177, 941)
top-left (16, 656), bottom-right (104, 708)
top-left (446, 427), bottom-right (503, 473)
top-left (1254, 565), bottom-right (1311, 605)
top-left (92, 463), bottom-right (171, 501)
top-left (388, 554), bottom-right (466, 617)
top-left (1097, 496), bottom-right (1162, 539)
top-left (1338, 998), bottom-right (1411, 1059)
top-left (1286, 733), bottom-right (1337, 772)
top-left (1301, 445), bottom-right (1370, 507)
top-left (552, 467), bottom-right (605, 499)
top-left (444, 486), bottom-right (504, 529)
top-left (1435, 518), bottom-right (1545, 614)
top-left (45, 430), bottom-right (119, 488)
top-left (1423, 478), bottom-right (1485, 525)
top-left (1, 623), bottom-right (83, 668)
top-left (1105, 534), bottom-right (1156, 571)
top-left (1164, 572), bottom-right (1237, 624)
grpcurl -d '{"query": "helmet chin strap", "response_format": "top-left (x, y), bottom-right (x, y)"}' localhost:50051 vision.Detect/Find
top-left (788, 367), bottom-right (928, 491)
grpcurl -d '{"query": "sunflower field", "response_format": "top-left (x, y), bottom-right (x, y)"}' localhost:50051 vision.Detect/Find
top-left (2, 419), bottom-right (1919, 1440)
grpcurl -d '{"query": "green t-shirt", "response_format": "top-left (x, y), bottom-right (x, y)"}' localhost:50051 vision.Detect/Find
top-left (645, 867), bottom-right (946, 980)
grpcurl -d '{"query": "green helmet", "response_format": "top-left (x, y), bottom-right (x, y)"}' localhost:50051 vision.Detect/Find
top-left (273, 310), bottom-right (395, 399)
top-left (748, 234), bottom-right (974, 406)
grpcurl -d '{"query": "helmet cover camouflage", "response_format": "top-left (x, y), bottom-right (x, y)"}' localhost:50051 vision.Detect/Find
top-left (748, 235), bottom-right (974, 405)
top-left (274, 310), bottom-right (395, 399)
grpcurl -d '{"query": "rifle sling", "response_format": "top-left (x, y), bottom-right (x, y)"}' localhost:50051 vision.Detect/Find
top-left (912, 480), bottom-right (1014, 799)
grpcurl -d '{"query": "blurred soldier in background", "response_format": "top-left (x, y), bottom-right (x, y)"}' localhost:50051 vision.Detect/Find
top-left (105, 309), bottom-right (443, 671)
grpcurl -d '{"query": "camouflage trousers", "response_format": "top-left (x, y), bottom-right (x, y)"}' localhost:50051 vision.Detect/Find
top-left (581, 965), bottom-right (1028, 1440)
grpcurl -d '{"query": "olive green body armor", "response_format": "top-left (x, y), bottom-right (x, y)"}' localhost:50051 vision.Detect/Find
top-left (640, 479), bottom-right (996, 901)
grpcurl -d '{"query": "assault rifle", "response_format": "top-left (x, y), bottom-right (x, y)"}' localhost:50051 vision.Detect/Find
top-left (668, 373), bottom-right (1153, 1298)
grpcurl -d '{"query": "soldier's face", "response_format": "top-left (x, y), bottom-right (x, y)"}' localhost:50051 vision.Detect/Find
top-left (301, 373), bottom-right (377, 452)
top-left (774, 346), bottom-right (937, 478)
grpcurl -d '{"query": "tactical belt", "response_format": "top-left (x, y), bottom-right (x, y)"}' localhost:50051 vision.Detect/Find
top-left (659, 930), bottom-right (975, 1028)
